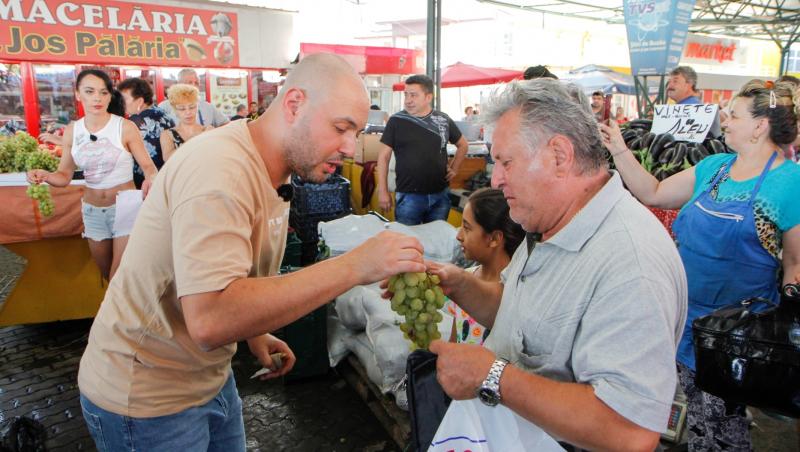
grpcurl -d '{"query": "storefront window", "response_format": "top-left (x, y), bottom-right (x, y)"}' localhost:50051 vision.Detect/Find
top-left (34, 64), bottom-right (77, 131)
top-left (251, 70), bottom-right (282, 114)
top-left (0, 63), bottom-right (26, 133)
top-left (788, 47), bottom-right (800, 73)
top-left (162, 68), bottom-right (207, 101)
top-left (122, 68), bottom-right (157, 96)
top-left (209, 69), bottom-right (248, 118)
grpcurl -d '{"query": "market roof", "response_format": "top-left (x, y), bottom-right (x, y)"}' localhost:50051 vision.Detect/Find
top-left (476, 0), bottom-right (800, 44)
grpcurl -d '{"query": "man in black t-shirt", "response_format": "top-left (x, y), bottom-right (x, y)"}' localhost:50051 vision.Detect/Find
top-left (377, 74), bottom-right (468, 225)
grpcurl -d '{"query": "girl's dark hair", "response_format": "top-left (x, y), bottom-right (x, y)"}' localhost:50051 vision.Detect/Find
top-left (467, 187), bottom-right (525, 257)
top-left (117, 77), bottom-right (154, 106)
top-left (76, 69), bottom-right (126, 117)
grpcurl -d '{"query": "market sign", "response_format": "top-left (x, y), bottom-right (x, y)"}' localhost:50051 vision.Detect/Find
top-left (683, 34), bottom-right (743, 64)
top-left (623, 0), bottom-right (696, 76)
top-left (0, 0), bottom-right (239, 67)
top-left (651, 103), bottom-right (718, 142)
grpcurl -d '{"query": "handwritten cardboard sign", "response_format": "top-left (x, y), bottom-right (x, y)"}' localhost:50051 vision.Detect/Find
top-left (651, 104), bottom-right (719, 143)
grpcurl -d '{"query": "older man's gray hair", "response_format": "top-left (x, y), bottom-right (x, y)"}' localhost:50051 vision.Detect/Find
top-left (482, 79), bottom-right (608, 174)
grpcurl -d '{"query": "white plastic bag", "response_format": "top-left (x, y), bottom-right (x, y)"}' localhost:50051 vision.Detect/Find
top-left (334, 284), bottom-right (380, 331)
top-left (113, 189), bottom-right (143, 237)
top-left (429, 399), bottom-right (564, 452)
top-left (319, 215), bottom-right (459, 263)
top-left (344, 332), bottom-right (384, 390)
top-left (327, 312), bottom-right (354, 367)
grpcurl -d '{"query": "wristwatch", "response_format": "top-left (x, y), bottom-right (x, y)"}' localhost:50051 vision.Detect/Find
top-left (477, 358), bottom-right (509, 407)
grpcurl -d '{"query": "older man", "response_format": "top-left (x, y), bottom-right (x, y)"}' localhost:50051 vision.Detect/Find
top-left (78, 53), bottom-right (425, 450)
top-left (667, 66), bottom-right (700, 105)
top-left (429, 79), bottom-right (687, 451)
top-left (158, 68), bottom-right (229, 128)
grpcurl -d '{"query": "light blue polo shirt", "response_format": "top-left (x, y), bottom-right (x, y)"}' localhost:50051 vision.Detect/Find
top-left (485, 172), bottom-right (688, 433)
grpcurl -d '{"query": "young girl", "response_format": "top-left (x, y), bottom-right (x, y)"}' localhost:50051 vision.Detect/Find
top-left (27, 69), bottom-right (158, 281)
top-left (448, 188), bottom-right (524, 344)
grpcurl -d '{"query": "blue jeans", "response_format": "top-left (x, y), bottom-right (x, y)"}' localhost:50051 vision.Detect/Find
top-left (80, 373), bottom-right (245, 452)
top-left (394, 189), bottom-right (451, 225)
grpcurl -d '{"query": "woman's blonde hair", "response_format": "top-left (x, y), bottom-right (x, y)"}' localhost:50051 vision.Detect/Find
top-left (167, 83), bottom-right (199, 106)
top-left (736, 79), bottom-right (800, 146)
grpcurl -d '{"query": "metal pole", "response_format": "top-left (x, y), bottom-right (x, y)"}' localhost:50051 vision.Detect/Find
top-left (426, 0), bottom-right (435, 80)
top-left (426, 0), bottom-right (442, 110)
top-left (435, 0), bottom-right (441, 110)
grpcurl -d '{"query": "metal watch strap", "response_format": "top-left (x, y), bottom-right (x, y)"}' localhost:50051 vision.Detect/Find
top-left (482, 358), bottom-right (509, 397)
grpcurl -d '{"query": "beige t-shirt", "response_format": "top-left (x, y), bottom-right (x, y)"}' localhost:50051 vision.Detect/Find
top-left (78, 120), bottom-right (290, 417)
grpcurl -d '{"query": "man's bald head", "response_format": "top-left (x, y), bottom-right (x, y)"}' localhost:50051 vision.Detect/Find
top-left (277, 53), bottom-right (367, 107)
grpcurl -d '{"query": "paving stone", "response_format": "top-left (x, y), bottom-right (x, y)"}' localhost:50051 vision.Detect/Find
top-left (0, 320), bottom-right (399, 451)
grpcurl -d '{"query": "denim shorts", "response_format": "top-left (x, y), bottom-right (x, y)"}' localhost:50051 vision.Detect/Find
top-left (81, 201), bottom-right (118, 241)
top-left (80, 373), bottom-right (245, 452)
top-left (394, 188), bottom-right (451, 225)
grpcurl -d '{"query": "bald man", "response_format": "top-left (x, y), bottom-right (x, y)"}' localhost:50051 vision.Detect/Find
top-left (77, 54), bottom-right (426, 450)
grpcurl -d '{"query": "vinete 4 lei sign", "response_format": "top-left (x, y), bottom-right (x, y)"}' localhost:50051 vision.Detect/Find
top-left (651, 104), bottom-right (719, 143)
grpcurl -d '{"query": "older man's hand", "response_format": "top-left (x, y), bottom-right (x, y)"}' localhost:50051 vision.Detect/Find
top-left (429, 340), bottom-right (496, 400)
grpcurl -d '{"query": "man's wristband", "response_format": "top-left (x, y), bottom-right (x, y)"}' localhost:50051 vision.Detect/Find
top-left (610, 148), bottom-right (629, 157)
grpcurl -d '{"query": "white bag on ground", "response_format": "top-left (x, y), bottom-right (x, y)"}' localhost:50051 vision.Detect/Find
top-left (344, 333), bottom-right (383, 390)
top-left (429, 399), bottom-right (564, 452)
top-left (334, 284), bottom-right (381, 331)
top-left (327, 312), bottom-right (354, 367)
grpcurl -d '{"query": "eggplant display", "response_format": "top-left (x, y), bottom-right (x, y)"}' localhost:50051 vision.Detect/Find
top-left (615, 120), bottom-right (731, 182)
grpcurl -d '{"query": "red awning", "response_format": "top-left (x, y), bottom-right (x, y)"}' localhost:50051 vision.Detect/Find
top-left (393, 62), bottom-right (523, 90)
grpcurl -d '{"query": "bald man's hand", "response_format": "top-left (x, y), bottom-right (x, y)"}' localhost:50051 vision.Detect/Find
top-left (343, 231), bottom-right (426, 286)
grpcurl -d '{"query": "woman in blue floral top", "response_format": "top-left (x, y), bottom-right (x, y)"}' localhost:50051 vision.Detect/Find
top-left (118, 78), bottom-right (175, 188)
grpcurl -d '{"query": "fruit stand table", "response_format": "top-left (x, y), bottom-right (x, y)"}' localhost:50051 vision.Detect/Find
top-left (0, 173), bottom-right (105, 326)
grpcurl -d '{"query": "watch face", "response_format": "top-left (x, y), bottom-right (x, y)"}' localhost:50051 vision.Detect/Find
top-left (478, 387), bottom-right (500, 406)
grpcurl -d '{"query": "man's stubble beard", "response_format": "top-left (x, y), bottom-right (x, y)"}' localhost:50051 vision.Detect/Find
top-left (283, 115), bottom-right (329, 184)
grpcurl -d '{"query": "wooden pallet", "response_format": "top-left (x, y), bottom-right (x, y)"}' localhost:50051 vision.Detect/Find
top-left (337, 354), bottom-right (411, 449)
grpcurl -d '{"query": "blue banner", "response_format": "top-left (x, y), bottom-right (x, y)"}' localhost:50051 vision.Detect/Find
top-left (624, 0), bottom-right (696, 76)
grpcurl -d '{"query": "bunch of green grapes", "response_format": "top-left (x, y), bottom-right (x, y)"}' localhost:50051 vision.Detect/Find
top-left (10, 132), bottom-right (41, 172)
top-left (25, 150), bottom-right (59, 172)
top-left (26, 183), bottom-right (54, 217)
top-left (387, 272), bottom-right (446, 350)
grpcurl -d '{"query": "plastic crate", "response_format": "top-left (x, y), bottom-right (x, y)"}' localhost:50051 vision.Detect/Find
top-left (289, 209), bottom-right (350, 244)
top-left (282, 304), bottom-right (329, 381)
top-left (281, 231), bottom-right (303, 268)
top-left (291, 174), bottom-right (351, 217)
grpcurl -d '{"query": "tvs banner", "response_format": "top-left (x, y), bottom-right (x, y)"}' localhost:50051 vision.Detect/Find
top-left (0, 0), bottom-right (239, 67)
top-left (623, 0), bottom-right (696, 76)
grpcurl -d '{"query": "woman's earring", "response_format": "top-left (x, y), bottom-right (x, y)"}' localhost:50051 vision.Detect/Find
top-left (750, 136), bottom-right (758, 143)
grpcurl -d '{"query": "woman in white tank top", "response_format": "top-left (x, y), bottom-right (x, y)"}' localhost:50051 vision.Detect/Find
top-left (27, 69), bottom-right (158, 281)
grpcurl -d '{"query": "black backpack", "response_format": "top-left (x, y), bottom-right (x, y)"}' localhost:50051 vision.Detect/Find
top-left (1, 417), bottom-right (48, 452)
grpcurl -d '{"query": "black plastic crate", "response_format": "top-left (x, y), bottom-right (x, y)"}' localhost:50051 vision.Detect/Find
top-left (277, 266), bottom-right (330, 382)
top-left (291, 174), bottom-right (351, 217)
top-left (289, 208), bottom-right (350, 244)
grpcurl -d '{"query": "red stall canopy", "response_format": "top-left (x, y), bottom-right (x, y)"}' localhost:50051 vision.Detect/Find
top-left (393, 62), bottom-right (523, 90)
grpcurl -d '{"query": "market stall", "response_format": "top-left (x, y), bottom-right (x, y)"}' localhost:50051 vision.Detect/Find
top-left (0, 0), bottom-right (296, 137)
top-left (0, 171), bottom-right (106, 326)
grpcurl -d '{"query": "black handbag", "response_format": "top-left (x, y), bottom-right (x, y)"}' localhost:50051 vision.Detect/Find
top-left (405, 350), bottom-right (452, 452)
top-left (692, 284), bottom-right (800, 418)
